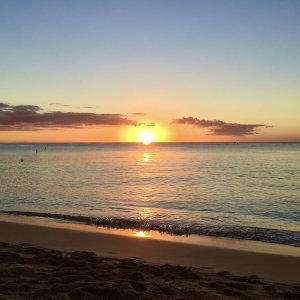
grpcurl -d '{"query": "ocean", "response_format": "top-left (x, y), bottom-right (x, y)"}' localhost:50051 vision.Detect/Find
top-left (0, 142), bottom-right (299, 247)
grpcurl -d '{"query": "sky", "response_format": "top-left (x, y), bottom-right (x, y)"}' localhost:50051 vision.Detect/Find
top-left (0, 0), bottom-right (299, 142)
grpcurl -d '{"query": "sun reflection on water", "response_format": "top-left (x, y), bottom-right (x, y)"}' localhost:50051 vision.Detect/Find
top-left (140, 150), bottom-right (157, 163)
top-left (143, 153), bottom-right (150, 162)
top-left (139, 206), bottom-right (152, 218)
top-left (133, 230), bottom-right (151, 238)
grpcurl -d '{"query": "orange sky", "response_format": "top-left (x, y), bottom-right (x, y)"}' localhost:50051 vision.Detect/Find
top-left (1, 121), bottom-right (299, 143)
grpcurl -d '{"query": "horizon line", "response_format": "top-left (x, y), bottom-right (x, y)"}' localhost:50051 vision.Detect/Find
top-left (1, 141), bottom-right (299, 144)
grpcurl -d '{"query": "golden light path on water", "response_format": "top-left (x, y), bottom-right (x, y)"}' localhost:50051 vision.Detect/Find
top-left (143, 153), bottom-right (150, 162)
top-left (139, 151), bottom-right (157, 230)
top-left (133, 231), bottom-right (151, 238)
top-left (135, 150), bottom-right (156, 239)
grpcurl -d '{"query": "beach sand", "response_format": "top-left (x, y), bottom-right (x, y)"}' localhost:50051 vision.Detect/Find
top-left (0, 220), bottom-right (299, 299)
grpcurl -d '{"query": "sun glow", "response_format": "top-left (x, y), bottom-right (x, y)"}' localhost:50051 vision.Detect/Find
top-left (136, 231), bottom-right (146, 237)
top-left (133, 230), bottom-right (151, 238)
top-left (122, 123), bottom-right (170, 143)
top-left (139, 131), bottom-right (155, 145)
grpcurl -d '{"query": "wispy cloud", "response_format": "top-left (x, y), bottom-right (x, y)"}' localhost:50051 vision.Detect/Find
top-left (48, 103), bottom-right (70, 107)
top-left (132, 112), bottom-right (146, 116)
top-left (138, 122), bottom-right (156, 127)
top-left (49, 103), bottom-right (94, 109)
top-left (0, 103), bottom-right (137, 131)
top-left (171, 117), bottom-right (270, 136)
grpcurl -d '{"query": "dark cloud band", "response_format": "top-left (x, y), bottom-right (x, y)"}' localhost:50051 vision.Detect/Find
top-left (0, 103), bottom-right (137, 131)
top-left (171, 117), bottom-right (270, 136)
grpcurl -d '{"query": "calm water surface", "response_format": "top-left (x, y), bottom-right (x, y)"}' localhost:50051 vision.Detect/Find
top-left (0, 143), bottom-right (299, 246)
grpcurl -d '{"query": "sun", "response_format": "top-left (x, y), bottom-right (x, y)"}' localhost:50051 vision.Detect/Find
top-left (121, 123), bottom-right (170, 143)
top-left (138, 130), bottom-right (155, 145)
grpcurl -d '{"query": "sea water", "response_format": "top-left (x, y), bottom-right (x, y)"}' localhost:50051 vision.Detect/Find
top-left (0, 142), bottom-right (299, 246)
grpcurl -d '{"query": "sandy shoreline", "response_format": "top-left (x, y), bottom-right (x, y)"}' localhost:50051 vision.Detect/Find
top-left (0, 220), bottom-right (300, 284)
top-left (0, 220), bottom-right (300, 298)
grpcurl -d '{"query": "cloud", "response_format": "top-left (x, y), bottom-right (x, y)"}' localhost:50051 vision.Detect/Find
top-left (0, 103), bottom-right (137, 131)
top-left (48, 103), bottom-right (70, 107)
top-left (171, 117), bottom-right (270, 136)
top-left (137, 122), bottom-right (156, 127)
top-left (0, 103), bottom-right (10, 109)
top-left (132, 112), bottom-right (146, 116)
top-left (49, 103), bottom-right (94, 109)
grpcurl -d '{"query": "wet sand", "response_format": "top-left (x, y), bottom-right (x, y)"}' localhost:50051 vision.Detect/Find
top-left (0, 221), bottom-right (300, 299)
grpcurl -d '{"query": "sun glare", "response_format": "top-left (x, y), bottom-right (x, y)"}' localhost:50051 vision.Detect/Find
top-left (139, 131), bottom-right (155, 145)
top-left (143, 153), bottom-right (150, 162)
top-left (121, 123), bottom-right (170, 143)
top-left (136, 231), bottom-right (146, 237)
top-left (133, 230), bottom-right (151, 238)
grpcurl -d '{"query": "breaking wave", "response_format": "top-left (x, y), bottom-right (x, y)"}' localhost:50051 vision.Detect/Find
top-left (1, 210), bottom-right (299, 247)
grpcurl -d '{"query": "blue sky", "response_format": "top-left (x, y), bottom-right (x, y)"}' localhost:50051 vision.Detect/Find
top-left (0, 0), bottom-right (299, 141)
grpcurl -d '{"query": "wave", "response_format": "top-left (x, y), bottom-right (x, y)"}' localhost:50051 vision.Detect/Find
top-left (1, 210), bottom-right (299, 247)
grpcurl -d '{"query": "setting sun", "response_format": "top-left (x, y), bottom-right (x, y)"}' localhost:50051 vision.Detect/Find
top-left (139, 130), bottom-right (155, 145)
top-left (122, 124), bottom-right (170, 143)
